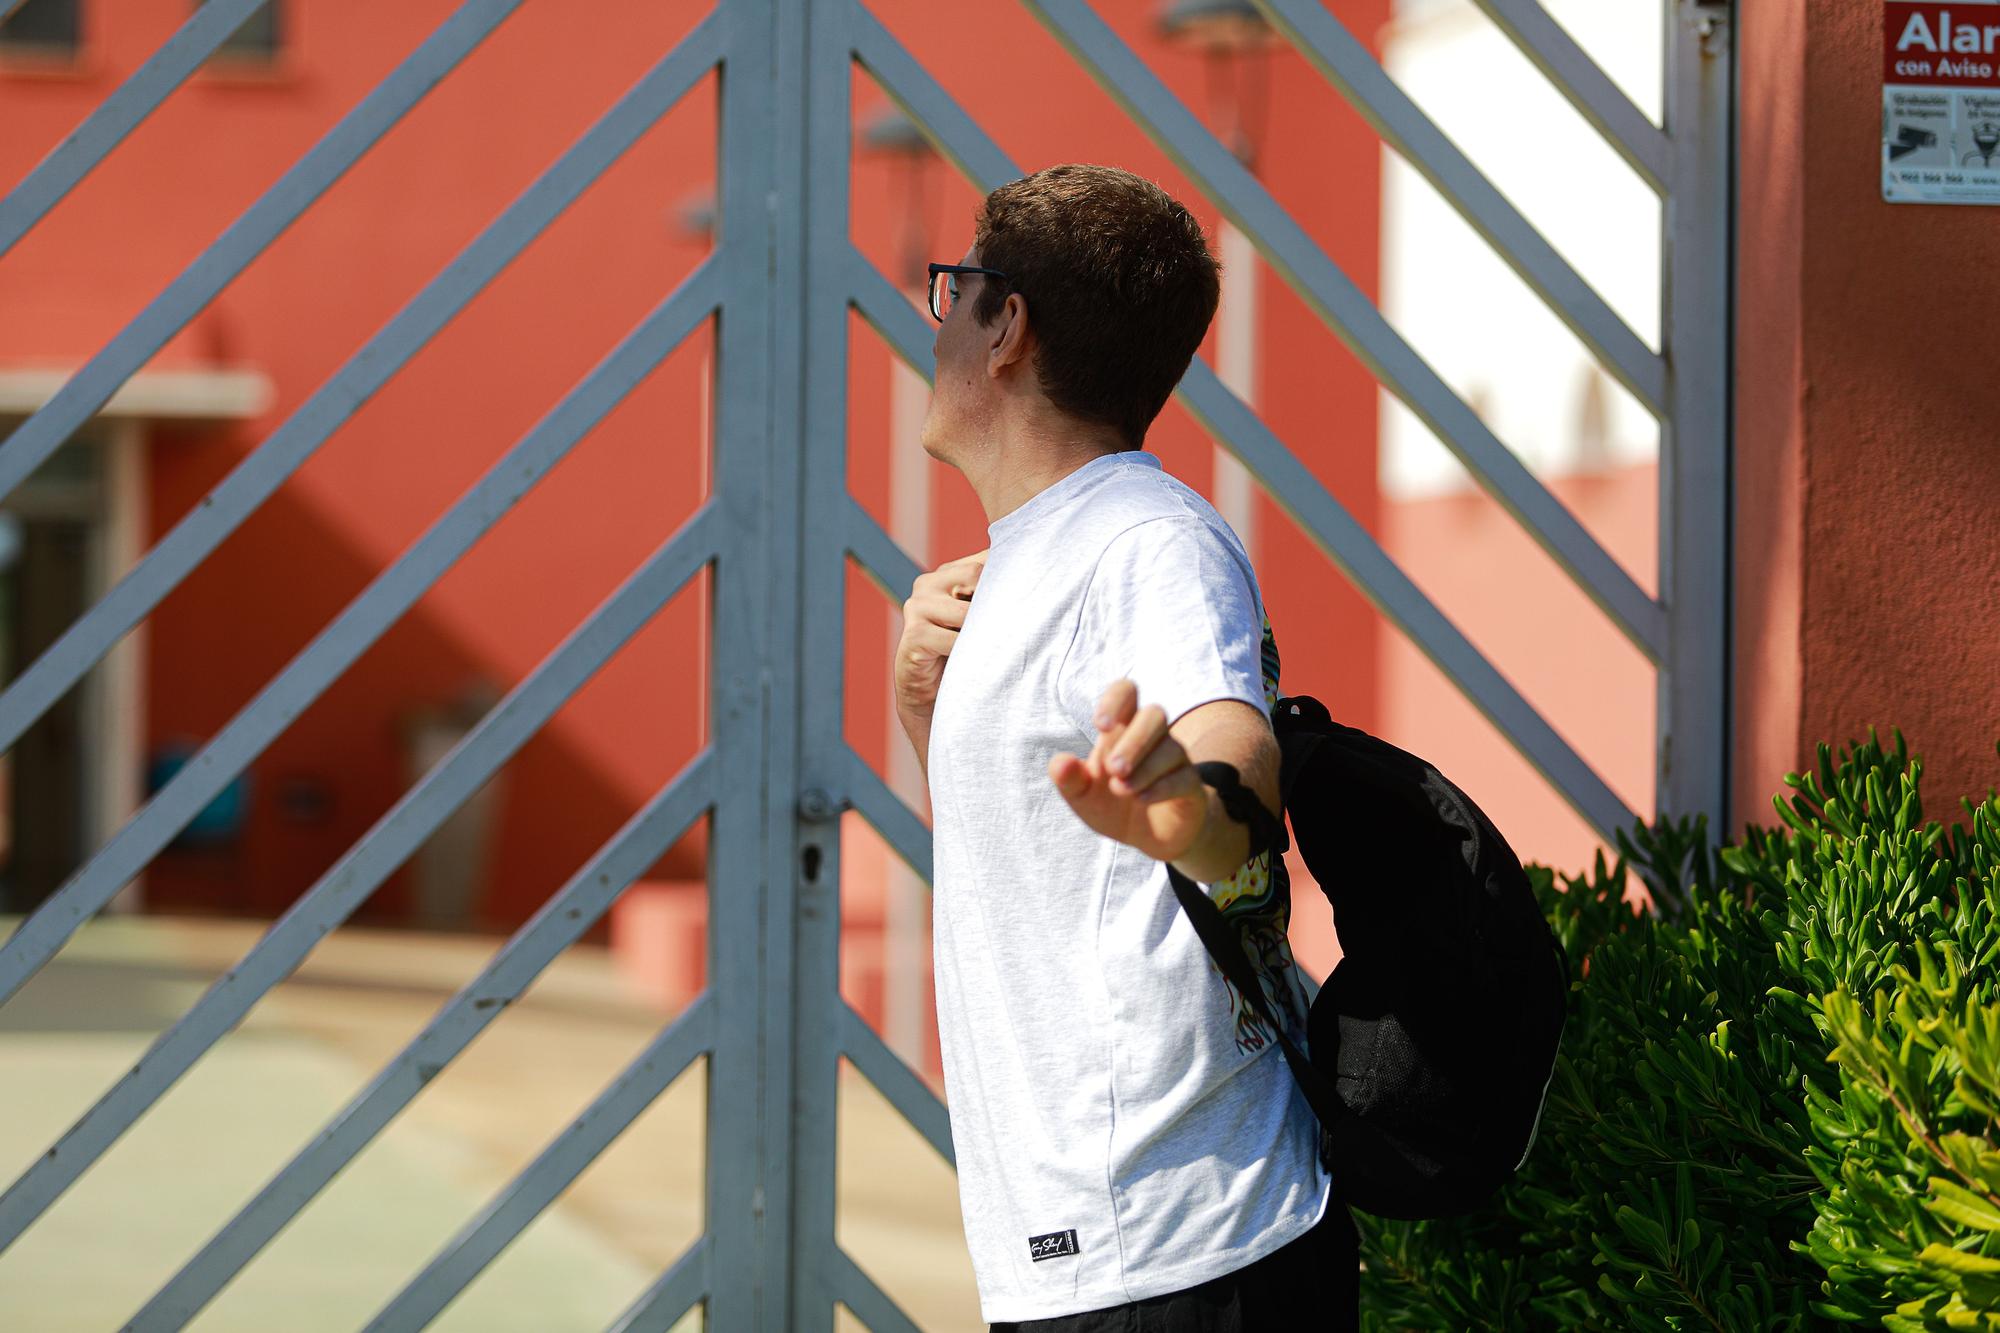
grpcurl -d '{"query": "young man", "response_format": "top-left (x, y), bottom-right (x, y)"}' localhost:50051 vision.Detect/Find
top-left (894, 164), bottom-right (1360, 1330)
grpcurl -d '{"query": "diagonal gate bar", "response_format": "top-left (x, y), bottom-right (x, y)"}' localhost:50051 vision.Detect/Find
top-left (849, 2), bottom-right (1017, 194)
top-left (829, 1247), bottom-right (923, 1333)
top-left (1470, 0), bottom-right (1670, 192)
top-left (353, 994), bottom-right (717, 1333)
top-left (0, 257), bottom-right (720, 1015)
top-left (607, 1238), bottom-right (710, 1333)
top-left (0, 501), bottom-right (720, 1257)
top-left (0, 0), bottom-right (269, 259)
top-left (838, 1002), bottom-right (951, 1167)
top-left (1248, 0), bottom-right (1666, 414)
top-left (1018, 0), bottom-right (1667, 663)
top-left (0, 0), bottom-right (527, 511)
top-left (125, 754), bottom-right (716, 1328)
top-left (0, 9), bottom-right (725, 761)
top-left (845, 245), bottom-right (935, 385)
top-left (842, 746), bottom-right (932, 886)
top-left (843, 495), bottom-right (921, 608)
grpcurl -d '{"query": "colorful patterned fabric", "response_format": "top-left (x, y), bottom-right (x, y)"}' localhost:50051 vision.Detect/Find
top-left (1203, 612), bottom-right (1311, 1055)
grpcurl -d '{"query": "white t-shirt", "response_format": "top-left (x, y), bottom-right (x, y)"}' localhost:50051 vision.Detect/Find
top-left (927, 450), bottom-right (1328, 1322)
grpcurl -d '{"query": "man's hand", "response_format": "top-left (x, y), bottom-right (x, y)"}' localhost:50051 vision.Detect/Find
top-left (1048, 680), bottom-right (1209, 865)
top-left (1049, 680), bottom-right (1280, 882)
top-left (894, 549), bottom-right (988, 782)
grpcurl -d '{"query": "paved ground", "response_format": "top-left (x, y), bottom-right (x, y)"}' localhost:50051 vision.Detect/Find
top-left (0, 914), bottom-right (979, 1332)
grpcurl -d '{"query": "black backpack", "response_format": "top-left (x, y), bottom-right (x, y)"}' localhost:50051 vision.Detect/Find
top-left (1164, 693), bottom-right (1569, 1221)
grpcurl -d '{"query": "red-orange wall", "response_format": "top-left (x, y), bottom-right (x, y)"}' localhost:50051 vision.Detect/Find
top-left (1, 0), bottom-right (1387, 931)
top-left (4, 1), bottom-right (721, 927)
top-left (1734, 2), bottom-right (2000, 833)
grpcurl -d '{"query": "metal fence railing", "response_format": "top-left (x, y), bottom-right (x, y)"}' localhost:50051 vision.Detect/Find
top-left (0, 0), bottom-right (1729, 1326)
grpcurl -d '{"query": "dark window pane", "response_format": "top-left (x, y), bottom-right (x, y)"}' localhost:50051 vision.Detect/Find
top-left (198, 0), bottom-right (280, 59)
top-left (0, 0), bottom-right (81, 51)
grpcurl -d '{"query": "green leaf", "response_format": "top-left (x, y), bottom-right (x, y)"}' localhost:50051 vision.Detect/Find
top-left (1613, 1204), bottom-right (1670, 1256)
top-left (1940, 1135), bottom-right (2000, 1196)
top-left (1930, 1178), bottom-right (2000, 1234)
top-left (1918, 1242), bottom-right (2000, 1305)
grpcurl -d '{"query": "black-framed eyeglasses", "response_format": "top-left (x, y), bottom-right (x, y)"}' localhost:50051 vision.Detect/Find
top-left (928, 262), bottom-right (1007, 323)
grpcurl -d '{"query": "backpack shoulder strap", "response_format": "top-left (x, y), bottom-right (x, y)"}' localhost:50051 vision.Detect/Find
top-left (1167, 759), bottom-right (1340, 1129)
top-left (1166, 861), bottom-right (1345, 1129)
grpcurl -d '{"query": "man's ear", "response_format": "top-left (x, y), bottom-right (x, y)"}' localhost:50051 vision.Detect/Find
top-left (986, 292), bottom-right (1032, 378)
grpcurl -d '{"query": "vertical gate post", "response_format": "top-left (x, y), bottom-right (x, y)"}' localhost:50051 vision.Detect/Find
top-left (708, 0), bottom-right (854, 1324)
top-left (706, 0), bottom-right (790, 1323)
top-left (788, 0), bottom-right (860, 1326)
top-left (1659, 0), bottom-right (1734, 835)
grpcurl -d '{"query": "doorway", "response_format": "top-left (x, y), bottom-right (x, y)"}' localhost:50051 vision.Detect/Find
top-left (0, 423), bottom-right (114, 916)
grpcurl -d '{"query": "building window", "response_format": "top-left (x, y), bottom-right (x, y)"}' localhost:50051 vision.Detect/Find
top-left (0, 0), bottom-right (81, 56)
top-left (200, 0), bottom-right (280, 62)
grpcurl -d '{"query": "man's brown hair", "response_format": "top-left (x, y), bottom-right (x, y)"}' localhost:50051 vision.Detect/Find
top-left (971, 164), bottom-right (1221, 450)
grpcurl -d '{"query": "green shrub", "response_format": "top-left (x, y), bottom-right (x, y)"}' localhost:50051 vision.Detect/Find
top-left (1355, 733), bottom-right (2000, 1332)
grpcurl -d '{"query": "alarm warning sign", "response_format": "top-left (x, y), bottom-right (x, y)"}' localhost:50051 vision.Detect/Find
top-left (1884, 1), bottom-right (2000, 202)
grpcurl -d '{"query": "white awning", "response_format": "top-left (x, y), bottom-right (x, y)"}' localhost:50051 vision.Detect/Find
top-left (0, 367), bottom-right (274, 420)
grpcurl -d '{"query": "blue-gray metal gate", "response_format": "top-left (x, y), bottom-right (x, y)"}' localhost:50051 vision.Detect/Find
top-left (0, 0), bottom-right (1729, 1326)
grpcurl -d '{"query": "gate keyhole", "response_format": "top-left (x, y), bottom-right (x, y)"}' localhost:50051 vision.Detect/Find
top-left (801, 844), bottom-right (822, 884)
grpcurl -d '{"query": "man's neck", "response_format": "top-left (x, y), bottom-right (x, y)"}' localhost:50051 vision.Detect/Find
top-left (961, 412), bottom-right (1128, 528)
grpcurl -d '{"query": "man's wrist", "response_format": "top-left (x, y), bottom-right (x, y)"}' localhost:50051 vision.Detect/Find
top-left (1168, 787), bottom-right (1252, 884)
top-left (897, 698), bottom-right (934, 784)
